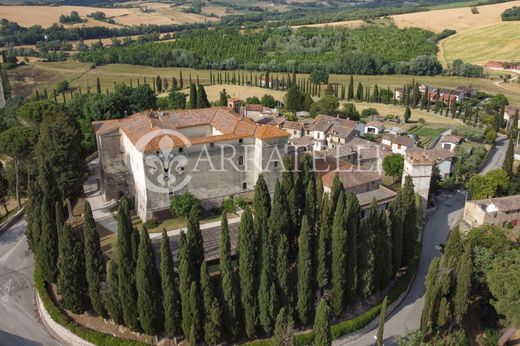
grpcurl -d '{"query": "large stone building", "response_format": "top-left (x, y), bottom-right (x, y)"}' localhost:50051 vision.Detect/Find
top-left (403, 149), bottom-right (434, 208)
top-left (462, 195), bottom-right (520, 231)
top-left (93, 107), bottom-right (289, 221)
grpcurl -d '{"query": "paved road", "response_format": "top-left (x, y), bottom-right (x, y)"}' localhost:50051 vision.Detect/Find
top-left (0, 218), bottom-right (59, 346)
top-left (340, 135), bottom-right (508, 346)
top-left (339, 192), bottom-right (466, 346)
top-left (480, 135), bottom-right (508, 175)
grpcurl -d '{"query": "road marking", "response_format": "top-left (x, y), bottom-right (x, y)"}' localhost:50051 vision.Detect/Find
top-left (0, 234), bottom-right (26, 264)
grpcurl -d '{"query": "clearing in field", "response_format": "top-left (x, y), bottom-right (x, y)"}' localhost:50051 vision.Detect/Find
top-left (0, 2), bottom-right (216, 28)
top-left (440, 22), bottom-right (520, 65)
top-left (346, 102), bottom-right (461, 126)
top-left (391, 0), bottom-right (520, 33)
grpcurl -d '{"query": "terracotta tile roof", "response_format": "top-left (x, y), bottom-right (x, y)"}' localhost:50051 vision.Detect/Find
top-left (94, 107), bottom-right (288, 152)
top-left (407, 147), bottom-right (455, 162)
top-left (442, 135), bottom-right (464, 144)
top-left (405, 149), bottom-right (435, 165)
top-left (282, 120), bottom-right (304, 131)
top-left (327, 125), bottom-right (355, 139)
top-left (309, 115), bottom-right (359, 132)
top-left (366, 121), bottom-right (384, 128)
top-left (254, 125), bottom-right (290, 140)
top-left (471, 194), bottom-right (520, 213)
top-left (357, 186), bottom-right (397, 208)
top-left (321, 170), bottom-right (382, 190)
top-left (382, 134), bottom-right (414, 146)
top-left (290, 136), bottom-right (314, 147)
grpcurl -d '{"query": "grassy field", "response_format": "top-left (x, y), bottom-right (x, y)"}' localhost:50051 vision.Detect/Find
top-left (347, 101), bottom-right (461, 126)
top-left (8, 61), bottom-right (520, 104)
top-left (392, 0), bottom-right (520, 33)
top-left (440, 22), bottom-right (520, 65)
top-left (0, 2), bottom-right (218, 28)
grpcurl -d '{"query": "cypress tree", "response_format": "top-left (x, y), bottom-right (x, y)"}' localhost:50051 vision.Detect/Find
top-left (273, 307), bottom-right (294, 346)
top-left (316, 175), bottom-right (324, 211)
top-left (253, 174), bottom-right (271, 241)
top-left (404, 105), bottom-right (411, 123)
top-left (389, 193), bottom-right (403, 273)
top-left (329, 174), bottom-right (343, 217)
top-left (376, 211), bottom-right (393, 290)
top-left (347, 75), bottom-right (354, 100)
top-left (172, 77), bottom-right (178, 91)
top-left (313, 299), bottom-right (331, 346)
top-left (444, 228), bottom-right (463, 270)
top-left (358, 200), bottom-right (376, 298)
top-left (356, 82), bottom-right (363, 100)
top-left (188, 281), bottom-right (202, 345)
top-left (454, 246), bottom-right (472, 322)
top-left (116, 199), bottom-right (139, 330)
top-left (25, 182), bottom-right (42, 252)
top-left (219, 213), bottom-right (240, 340)
top-left (258, 225), bottom-right (277, 334)
top-left (238, 208), bottom-right (258, 337)
top-left (330, 191), bottom-right (347, 317)
top-left (39, 196), bottom-right (58, 283)
top-left (197, 84), bottom-right (210, 108)
top-left (316, 193), bottom-right (331, 292)
top-left (421, 257), bottom-right (441, 332)
top-left (345, 192), bottom-right (359, 305)
top-left (178, 232), bottom-right (192, 338)
top-left (305, 176), bottom-right (316, 230)
top-left (104, 260), bottom-right (122, 324)
top-left (57, 225), bottom-right (89, 313)
top-left (269, 180), bottom-right (289, 246)
top-left (376, 296), bottom-right (388, 346)
top-left (187, 206), bottom-right (204, 281)
top-left (281, 155), bottom-right (298, 238)
top-left (401, 176), bottom-right (418, 265)
top-left (156, 75), bottom-right (162, 93)
top-left (83, 201), bottom-right (106, 317)
top-left (201, 262), bottom-right (222, 345)
top-left (276, 233), bottom-right (291, 309)
top-left (96, 77), bottom-right (101, 94)
top-left (189, 83), bottom-right (197, 109)
top-left (296, 216), bottom-right (313, 325)
top-left (503, 137), bottom-right (514, 178)
top-left (136, 227), bottom-right (163, 336)
top-left (160, 230), bottom-right (181, 337)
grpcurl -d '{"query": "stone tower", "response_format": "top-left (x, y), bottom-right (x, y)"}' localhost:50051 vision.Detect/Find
top-left (402, 150), bottom-right (434, 209)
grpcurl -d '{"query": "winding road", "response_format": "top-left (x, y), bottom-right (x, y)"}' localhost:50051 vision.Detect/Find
top-left (0, 218), bottom-right (59, 345)
top-left (337, 136), bottom-right (508, 346)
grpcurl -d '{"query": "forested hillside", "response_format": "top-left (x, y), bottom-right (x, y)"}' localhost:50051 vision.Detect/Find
top-left (76, 25), bottom-right (442, 75)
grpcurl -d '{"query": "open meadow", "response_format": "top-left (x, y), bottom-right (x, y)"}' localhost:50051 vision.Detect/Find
top-left (0, 2), bottom-right (218, 28)
top-left (8, 61), bottom-right (520, 104)
top-left (440, 22), bottom-right (520, 65)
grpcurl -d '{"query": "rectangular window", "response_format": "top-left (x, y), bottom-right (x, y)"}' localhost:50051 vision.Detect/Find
top-left (274, 161), bottom-right (278, 168)
top-left (210, 142), bottom-right (215, 148)
top-left (239, 138), bottom-right (243, 143)
top-left (242, 182), bottom-right (247, 190)
top-left (238, 156), bottom-right (244, 166)
top-left (179, 147), bottom-right (183, 152)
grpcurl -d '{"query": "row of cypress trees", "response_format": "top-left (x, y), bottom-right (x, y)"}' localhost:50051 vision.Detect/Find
top-left (29, 150), bottom-right (419, 345)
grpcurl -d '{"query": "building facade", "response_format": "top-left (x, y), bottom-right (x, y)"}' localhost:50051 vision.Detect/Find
top-left (94, 107), bottom-right (289, 221)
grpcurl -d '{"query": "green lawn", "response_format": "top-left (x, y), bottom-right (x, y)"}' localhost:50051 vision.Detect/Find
top-left (132, 212), bottom-right (240, 233)
top-left (410, 126), bottom-right (447, 137)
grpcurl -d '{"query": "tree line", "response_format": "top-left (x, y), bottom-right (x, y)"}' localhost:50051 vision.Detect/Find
top-left (27, 144), bottom-right (421, 344)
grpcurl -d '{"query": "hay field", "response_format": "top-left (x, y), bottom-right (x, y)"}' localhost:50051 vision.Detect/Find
top-left (184, 84), bottom-right (286, 103)
top-left (391, 0), bottom-right (520, 33)
top-left (440, 22), bottom-right (520, 65)
top-left (292, 20), bottom-right (364, 29)
top-left (346, 102), bottom-right (461, 126)
top-left (8, 61), bottom-right (520, 104)
top-left (0, 3), bottom-right (216, 28)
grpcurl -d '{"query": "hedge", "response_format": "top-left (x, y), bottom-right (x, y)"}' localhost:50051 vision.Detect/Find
top-left (246, 244), bottom-right (421, 346)
top-left (34, 264), bottom-right (147, 346)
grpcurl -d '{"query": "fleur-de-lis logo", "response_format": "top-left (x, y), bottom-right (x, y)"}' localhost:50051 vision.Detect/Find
top-left (136, 129), bottom-right (192, 193)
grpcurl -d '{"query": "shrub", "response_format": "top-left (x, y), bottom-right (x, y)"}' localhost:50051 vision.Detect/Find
top-left (221, 197), bottom-right (235, 213)
top-left (170, 192), bottom-right (202, 218)
top-left (236, 196), bottom-right (247, 209)
top-left (143, 218), bottom-right (158, 229)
